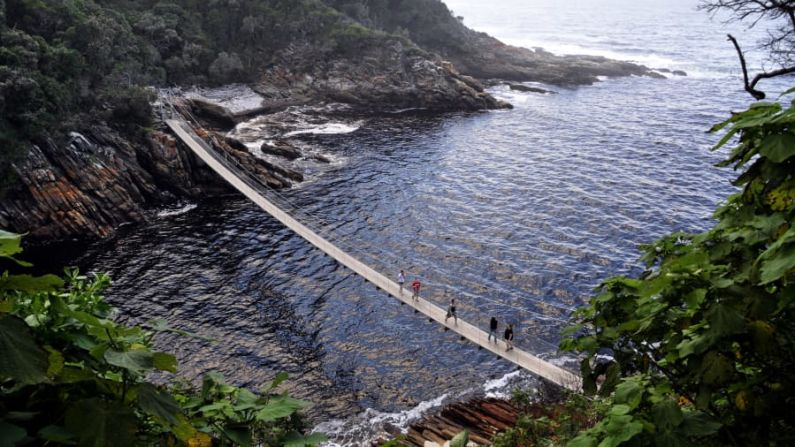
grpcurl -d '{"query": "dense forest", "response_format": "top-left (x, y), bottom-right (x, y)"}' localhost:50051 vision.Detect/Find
top-left (0, 0), bottom-right (409, 192)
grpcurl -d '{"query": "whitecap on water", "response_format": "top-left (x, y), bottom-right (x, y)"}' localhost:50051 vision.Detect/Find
top-left (156, 203), bottom-right (198, 218)
top-left (284, 122), bottom-right (363, 138)
top-left (314, 368), bottom-right (542, 446)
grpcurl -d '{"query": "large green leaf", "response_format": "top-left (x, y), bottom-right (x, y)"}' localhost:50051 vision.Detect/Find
top-left (679, 412), bottom-right (721, 437)
top-left (0, 315), bottom-right (50, 385)
top-left (0, 230), bottom-right (27, 264)
top-left (152, 352), bottom-right (177, 373)
top-left (699, 351), bottom-right (734, 385)
top-left (759, 244), bottom-right (795, 284)
top-left (602, 414), bottom-right (643, 447)
top-left (758, 133), bottom-right (795, 162)
top-left (64, 399), bottom-right (137, 447)
top-left (137, 383), bottom-right (183, 425)
top-left (0, 420), bottom-right (27, 447)
top-left (281, 431), bottom-right (328, 447)
top-left (1, 273), bottom-right (64, 292)
top-left (614, 378), bottom-right (644, 410)
top-left (220, 425), bottom-right (252, 447)
top-left (652, 400), bottom-right (684, 431)
top-left (255, 396), bottom-right (308, 422)
top-left (38, 425), bottom-right (76, 444)
top-left (449, 430), bottom-right (469, 447)
top-left (706, 304), bottom-right (745, 337)
top-left (104, 349), bottom-right (154, 374)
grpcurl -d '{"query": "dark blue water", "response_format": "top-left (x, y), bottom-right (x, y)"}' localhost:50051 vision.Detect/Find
top-left (77, 0), bottom-right (792, 443)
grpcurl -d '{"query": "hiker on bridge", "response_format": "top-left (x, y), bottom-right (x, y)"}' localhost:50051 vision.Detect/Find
top-left (445, 298), bottom-right (458, 325)
top-left (504, 324), bottom-right (514, 351)
top-left (398, 270), bottom-right (406, 294)
top-left (488, 316), bottom-right (499, 342)
top-left (411, 279), bottom-right (421, 301)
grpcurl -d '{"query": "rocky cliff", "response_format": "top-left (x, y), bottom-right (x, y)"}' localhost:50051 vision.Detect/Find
top-left (0, 0), bottom-right (659, 242)
top-left (324, 0), bottom-right (656, 85)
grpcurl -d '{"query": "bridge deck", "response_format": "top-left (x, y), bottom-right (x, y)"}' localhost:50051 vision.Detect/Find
top-left (166, 119), bottom-right (582, 391)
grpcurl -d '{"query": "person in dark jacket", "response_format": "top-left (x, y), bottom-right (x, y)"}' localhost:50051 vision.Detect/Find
top-left (488, 317), bottom-right (499, 342)
top-left (504, 324), bottom-right (514, 351)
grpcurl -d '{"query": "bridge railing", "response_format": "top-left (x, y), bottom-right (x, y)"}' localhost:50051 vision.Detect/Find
top-left (161, 96), bottom-right (581, 362)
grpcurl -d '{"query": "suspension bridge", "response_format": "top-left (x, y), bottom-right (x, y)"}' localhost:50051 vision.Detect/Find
top-left (164, 115), bottom-right (582, 391)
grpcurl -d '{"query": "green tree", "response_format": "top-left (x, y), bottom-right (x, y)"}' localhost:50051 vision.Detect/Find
top-left (561, 95), bottom-right (795, 446)
top-left (0, 230), bottom-right (327, 446)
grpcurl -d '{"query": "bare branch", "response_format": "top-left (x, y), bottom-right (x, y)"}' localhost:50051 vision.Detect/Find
top-left (728, 34), bottom-right (767, 99)
top-left (704, 2), bottom-right (795, 99)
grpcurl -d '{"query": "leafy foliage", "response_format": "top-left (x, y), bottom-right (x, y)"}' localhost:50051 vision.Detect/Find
top-left (561, 96), bottom-right (795, 446)
top-left (0, 0), bottom-right (390, 192)
top-left (491, 389), bottom-right (607, 447)
top-left (0, 230), bottom-right (326, 446)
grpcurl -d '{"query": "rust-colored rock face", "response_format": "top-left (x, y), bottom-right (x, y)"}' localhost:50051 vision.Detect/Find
top-left (0, 122), bottom-right (306, 241)
top-left (0, 126), bottom-right (228, 241)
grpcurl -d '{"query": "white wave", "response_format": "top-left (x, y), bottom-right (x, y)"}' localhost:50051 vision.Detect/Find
top-left (284, 122), bottom-right (362, 137)
top-left (497, 37), bottom-right (735, 80)
top-left (183, 84), bottom-right (265, 115)
top-left (483, 370), bottom-right (524, 399)
top-left (314, 366), bottom-right (549, 446)
top-left (156, 203), bottom-right (197, 218)
top-left (314, 393), bottom-right (449, 447)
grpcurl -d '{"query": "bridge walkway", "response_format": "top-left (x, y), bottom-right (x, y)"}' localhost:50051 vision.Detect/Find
top-left (165, 118), bottom-right (582, 391)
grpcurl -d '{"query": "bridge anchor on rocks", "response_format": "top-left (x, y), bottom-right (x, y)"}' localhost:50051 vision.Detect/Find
top-left (165, 118), bottom-right (582, 391)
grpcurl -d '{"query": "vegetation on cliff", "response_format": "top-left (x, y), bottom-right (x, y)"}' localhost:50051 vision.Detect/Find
top-left (559, 92), bottom-right (795, 446)
top-left (0, 0), bottom-right (394, 193)
top-left (0, 230), bottom-right (325, 446)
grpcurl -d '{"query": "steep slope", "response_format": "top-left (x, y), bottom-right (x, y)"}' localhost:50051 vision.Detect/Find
top-left (325, 0), bottom-right (651, 84)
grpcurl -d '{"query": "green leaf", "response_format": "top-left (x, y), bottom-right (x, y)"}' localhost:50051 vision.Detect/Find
top-left (679, 412), bottom-right (721, 437)
top-left (152, 352), bottom-right (177, 373)
top-left (699, 351), bottom-right (734, 385)
top-left (602, 415), bottom-right (644, 447)
top-left (65, 399), bottom-right (137, 447)
top-left (0, 299), bottom-right (13, 313)
top-left (652, 400), bottom-right (684, 430)
top-left (0, 230), bottom-right (26, 262)
top-left (569, 433), bottom-right (598, 447)
top-left (758, 133), bottom-right (795, 162)
top-left (220, 425), bottom-right (252, 447)
top-left (0, 315), bottom-right (50, 385)
top-left (45, 346), bottom-right (65, 378)
top-left (0, 420), bottom-right (27, 446)
top-left (759, 244), bottom-right (795, 284)
top-left (137, 383), bottom-right (183, 425)
top-left (449, 430), bottom-right (468, 447)
top-left (281, 431), bottom-right (328, 447)
top-left (266, 371), bottom-right (289, 392)
top-left (38, 425), bottom-right (76, 444)
top-left (255, 396), bottom-right (308, 422)
top-left (0, 274), bottom-right (64, 293)
top-left (104, 349), bottom-right (154, 374)
top-left (653, 431), bottom-right (691, 447)
top-left (706, 304), bottom-right (745, 337)
top-left (614, 378), bottom-right (644, 410)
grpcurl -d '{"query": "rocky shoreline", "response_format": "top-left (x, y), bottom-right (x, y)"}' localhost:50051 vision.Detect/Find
top-left (396, 397), bottom-right (520, 446)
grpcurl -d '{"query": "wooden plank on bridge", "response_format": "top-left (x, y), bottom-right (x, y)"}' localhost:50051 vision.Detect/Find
top-left (166, 119), bottom-right (582, 391)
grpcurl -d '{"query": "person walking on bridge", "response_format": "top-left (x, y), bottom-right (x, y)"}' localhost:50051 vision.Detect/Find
top-left (411, 279), bottom-right (421, 301)
top-left (445, 298), bottom-right (458, 325)
top-left (398, 270), bottom-right (406, 294)
top-left (488, 317), bottom-right (499, 342)
top-left (504, 324), bottom-right (514, 351)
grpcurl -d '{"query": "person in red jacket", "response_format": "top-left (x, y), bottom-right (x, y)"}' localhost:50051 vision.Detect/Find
top-left (411, 279), bottom-right (421, 301)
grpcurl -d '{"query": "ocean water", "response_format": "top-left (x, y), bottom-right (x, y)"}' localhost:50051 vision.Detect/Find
top-left (76, 0), bottom-right (792, 444)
